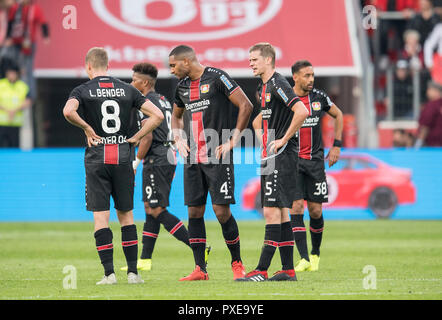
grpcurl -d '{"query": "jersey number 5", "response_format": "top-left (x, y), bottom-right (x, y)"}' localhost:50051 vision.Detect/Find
top-left (101, 100), bottom-right (121, 134)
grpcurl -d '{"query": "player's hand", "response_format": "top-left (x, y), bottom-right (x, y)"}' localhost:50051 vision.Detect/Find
top-left (326, 146), bottom-right (340, 167)
top-left (175, 137), bottom-right (190, 158)
top-left (84, 127), bottom-right (101, 147)
top-left (215, 141), bottom-right (233, 160)
top-left (127, 136), bottom-right (141, 147)
top-left (268, 138), bottom-right (286, 154)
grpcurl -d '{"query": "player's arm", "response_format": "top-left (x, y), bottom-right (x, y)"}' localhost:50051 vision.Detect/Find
top-left (63, 98), bottom-right (101, 147)
top-left (132, 119), bottom-right (153, 172)
top-left (270, 101), bottom-right (309, 153)
top-left (171, 104), bottom-right (190, 158)
top-left (127, 100), bottom-right (164, 146)
top-left (325, 104), bottom-right (344, 167)
top-left (216, 88), bottom-right (253, 159)
top-left (252, 113), bottom-right (263, 146)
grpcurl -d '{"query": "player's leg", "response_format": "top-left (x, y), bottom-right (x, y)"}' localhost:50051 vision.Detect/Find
top-left (138, 203), bottom-right (161, 268)
top-left (307, 201), bottom-right (324, 271)
top-left (237, 206), bottom-right (282, 281)
top-left (290, 199), bottom-right (311, 272)
top-left (304, 160), bottom-right (327, 271)
top-left (112, 164), bottom-right (143, 283)
top-left (179, 164), bottom-right (209, 280)
top-left (93, 210), bottom-right (116, 284)
top-left (86, 163), bottom-right (116, 284)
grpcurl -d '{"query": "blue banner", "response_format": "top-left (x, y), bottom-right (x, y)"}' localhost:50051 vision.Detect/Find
top-left (0, 148), bottom-right (441, 221)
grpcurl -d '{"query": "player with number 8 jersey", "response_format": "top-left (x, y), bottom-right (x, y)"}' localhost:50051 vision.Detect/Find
top-left (63, 47), bottom-right (164, 285)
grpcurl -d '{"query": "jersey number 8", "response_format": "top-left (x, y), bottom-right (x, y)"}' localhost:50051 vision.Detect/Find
top-left (101, 100), bottom-right (121, 134)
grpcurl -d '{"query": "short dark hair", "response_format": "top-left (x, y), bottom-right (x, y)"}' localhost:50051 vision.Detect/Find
top-left (291, 60), bottom-right (312, 75)
top-left (132, 62), bottom-right (158, 79)
top-left (169, 45), bottom-right (195, 59)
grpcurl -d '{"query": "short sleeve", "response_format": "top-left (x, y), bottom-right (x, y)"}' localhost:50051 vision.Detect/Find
top-left (68, 86), bottom-right (84, 106)
top-left (272, 77), bottom-right (300, 109)
top-left (319, 90), bottom-right (334, 112)
top-left (216, 69), bottom-right (240, 97)
top-left (174, 85), bottom-right (185, 108)
top-left (131, 86), bottom-right (147, 110)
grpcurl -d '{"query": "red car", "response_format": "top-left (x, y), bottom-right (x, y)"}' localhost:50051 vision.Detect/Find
top-left (241, 153), bottom-right (416, 218)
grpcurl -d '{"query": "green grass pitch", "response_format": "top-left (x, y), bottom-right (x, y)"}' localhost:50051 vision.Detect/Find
top-left (0, 220), bottom-right (441, 300)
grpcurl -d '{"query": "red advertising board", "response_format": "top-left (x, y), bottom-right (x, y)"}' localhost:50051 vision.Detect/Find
top-left (34, 0), bottom-right (360, 78)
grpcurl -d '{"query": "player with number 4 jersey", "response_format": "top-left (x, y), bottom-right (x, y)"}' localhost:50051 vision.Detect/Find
top-left (63, 47), bottom-right (164, 285)
top-left (169, 45), bottom-right (253, 281)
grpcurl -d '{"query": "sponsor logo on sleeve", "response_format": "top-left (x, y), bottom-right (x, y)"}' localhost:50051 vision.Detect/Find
top-left (277, 88), bottom-right (288, 103)
top-left (220, 75), bottom-right (233, 90)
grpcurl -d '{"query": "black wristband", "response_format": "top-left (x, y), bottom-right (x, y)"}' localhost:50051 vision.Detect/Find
top-left (333, 139), bottom-right (342, 147)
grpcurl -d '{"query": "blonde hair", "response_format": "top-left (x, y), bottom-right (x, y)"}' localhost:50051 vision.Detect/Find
top-left (85, 47), bottom-right (109, 70)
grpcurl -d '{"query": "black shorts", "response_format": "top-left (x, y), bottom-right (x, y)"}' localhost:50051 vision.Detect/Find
top-left (184, 163), bottom-right (235, 206)
top-left (260, 151), bottom-right (297, 208)
top-left (293, 157), bottom-right (328, 203)
top-left (85, 162), bottom-right (135, 212)
top-left (142, 164), bottom-right (176, 208)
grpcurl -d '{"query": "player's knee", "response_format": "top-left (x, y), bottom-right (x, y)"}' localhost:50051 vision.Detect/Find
top-left (213, 204), bottom-right (231, 224)
top-left (307, 203), bottom-right (322, 219)
top-left (290, 200), bottom-right (304, 215)
top-left (188, 205), bottom-right (205, 218)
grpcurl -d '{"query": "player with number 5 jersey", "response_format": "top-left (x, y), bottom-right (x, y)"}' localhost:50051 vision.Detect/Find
top-left (63, 47), bottom-right (164, 285)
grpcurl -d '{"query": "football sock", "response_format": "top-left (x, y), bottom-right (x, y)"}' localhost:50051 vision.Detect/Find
top-left (310, 215), bottom-right (324, 256)
top-left (221, 214), bottom-right (242, 263)
top-left (291, 214), bottom-right (309, 261)
top-left (188, 217), bottom-right (207, 272)
top-left (141, 214), bottom-right (160, 259)
top-left (157, 210), bottom-right (190, 247)
top-left (256, 224), bottom-right (281, 271)
top-left (121, 224), bottom-right (138, 274)
top-left (279, 221), bottom-right (294, 270)
top-left (94, 228), bottom-right (114, 276)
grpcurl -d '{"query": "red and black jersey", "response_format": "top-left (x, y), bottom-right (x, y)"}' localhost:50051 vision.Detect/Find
top-left (69, 76), bottom-right (147, 164)
top-left (295, 88), bottom-right (334, 161)
top-left (142, 91), bottom-right (175, 166)
top-left (257, 72), bottom-right (301, 159)
top-left (174, 67), bottom-right (240, 163)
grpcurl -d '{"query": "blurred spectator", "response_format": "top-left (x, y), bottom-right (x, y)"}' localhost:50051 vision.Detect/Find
top-left (415, 80), bottom-right (442, 147)
top-left (4, 0), bottom-right (49, 99)
top-left (386, 59), bottom-right (414, 118)
top-left (0, 0), bottom-right (15, 79)
top-left (368, 0), bottom-right (420, 58)
top-left (0, 61), bottom-right (31, 147)
top-left (393, 128), bottom-right (416, 146)
top-left (423, 22), bottom-right (442, 83)
top-left (399, 29), bottom-right (425, 68)
top-left (433, 0), bottom-right (442, 16)
top-left (406, 0), bottom-right (440, 47)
